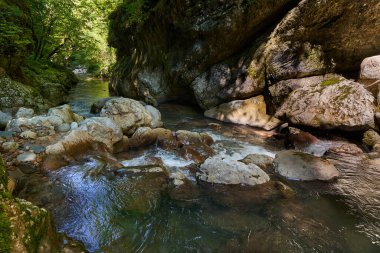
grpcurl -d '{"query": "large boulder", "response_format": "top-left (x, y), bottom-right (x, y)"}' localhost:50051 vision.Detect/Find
top-left (46, 117), bottom-right (123, 155)
top-left (273, 150), bottom-right (340, 181)
top-left (204, 96), bottom-right (282, 130)
top-left (99, 97), bottom-right (153, 135)
top-left (79, 117), bottom-right (123, 150)
top-left (360, 55), bottom-right (380, 80)
top-left (269, 74), bottom-right (340, 109)
top-left (197, 156), bottom-right (270, 186)
top-left (274, 76), bottom-right (376, 130)
top-left (0, 77), bottom-right (49, 114)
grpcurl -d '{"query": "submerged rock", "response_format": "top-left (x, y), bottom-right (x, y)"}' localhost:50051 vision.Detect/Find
top-left (114, 165), bottom-right (169, 213)
top-left (275, 77), bottom-right (375, 131)
top-left (198, 156), bottom-right (270, 186)
top-left (273, 150), bottom-right (340, 181)
top-left (204, 96), bottom-right (281, 130)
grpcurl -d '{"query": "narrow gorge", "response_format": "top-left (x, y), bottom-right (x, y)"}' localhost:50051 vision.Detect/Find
top-left (1, 0), bottom-right (380, 252)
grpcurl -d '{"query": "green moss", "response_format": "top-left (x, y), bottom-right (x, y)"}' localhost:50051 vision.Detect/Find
top-left (247, 64), bottom-right (257, 78)
top-left (336, 85), bottom-right (353, 101)
top-left (320, 78), bottom-right (342, 87)
top-left (0, 203), bottom-right (11, 253)
top-left (0, 157), bottom-right (7, 194)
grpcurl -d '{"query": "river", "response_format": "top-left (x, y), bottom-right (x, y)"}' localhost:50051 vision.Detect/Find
top-left (17, 79), bottom-right (380, 252)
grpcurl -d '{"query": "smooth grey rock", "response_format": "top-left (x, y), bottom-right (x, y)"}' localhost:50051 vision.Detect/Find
top-left (70, 121), bottom-right (78, 130)
top-left (16, 107), bottom-right (34, 119)
top-left (17, 152), bottom-right (37, 162)
top-left (57, 123), bottom-right (71, 133)
top-left (145, 105), bottom-right (163, 128)
top-left (197, 156), bottom-right (270, 186)
top-left (360, 55), bottom-right (380, 80)
top-left (2, 142), bottom-right (19, 152)
top-left (22, 144), bottom-right (45, 154)
top-left (99, 97), bottom-right (152, 135)
top-left (0, 111), bottom-right (12, 129)
top-left (273, 150), bottom-right (340, 181)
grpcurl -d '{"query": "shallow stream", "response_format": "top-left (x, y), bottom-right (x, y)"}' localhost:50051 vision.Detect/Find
top-left (18, 79), bottom-right (380, 252)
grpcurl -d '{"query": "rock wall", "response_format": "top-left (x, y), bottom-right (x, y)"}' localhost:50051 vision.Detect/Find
top-left (109, 0), bottom-right (299, 106)
top-left (110, 0), bottom-right (380, 130)
top-left (110, 0), bottom-right (380, 105)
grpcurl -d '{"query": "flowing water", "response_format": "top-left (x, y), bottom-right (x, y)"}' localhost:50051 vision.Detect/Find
top-left (18, 79), bottom-right (380, 252)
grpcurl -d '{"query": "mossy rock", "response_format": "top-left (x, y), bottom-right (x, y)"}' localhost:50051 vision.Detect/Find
top-left (320, 77), bottom-right (343, 87)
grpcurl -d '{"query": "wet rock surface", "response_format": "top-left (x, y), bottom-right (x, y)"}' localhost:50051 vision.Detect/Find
top-left (198, 156), bottom-right (270, 186)
top-left (274, 150), bottom-right (340, 181)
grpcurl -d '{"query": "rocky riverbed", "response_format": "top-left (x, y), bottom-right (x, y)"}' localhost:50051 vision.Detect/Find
top-left (1, 79), bottom-right (380, 252)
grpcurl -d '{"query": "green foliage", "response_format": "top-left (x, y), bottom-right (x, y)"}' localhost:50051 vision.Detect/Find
top-left (0, 203), bottom-right (11, 253)
top-left (0, 0), bottom-right (33, 57)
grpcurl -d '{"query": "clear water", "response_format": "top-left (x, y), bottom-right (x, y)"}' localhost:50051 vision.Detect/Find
top-left (19, 80), bottom-right (380, 252)
top-left (67, 78), bottom-right (109, 117)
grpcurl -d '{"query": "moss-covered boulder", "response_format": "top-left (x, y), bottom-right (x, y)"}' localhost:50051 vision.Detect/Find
top-left (0, 157), bottom-right (64, 253)
top-left (274, 76), bottom-right (376, 131)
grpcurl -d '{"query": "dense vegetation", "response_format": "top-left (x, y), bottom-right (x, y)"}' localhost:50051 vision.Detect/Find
top-left (0, 0), bottom-right (121, 78)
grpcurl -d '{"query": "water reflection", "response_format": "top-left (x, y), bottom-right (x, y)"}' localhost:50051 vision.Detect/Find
top-left (67, 78), bottom-right (109, 117)
top-left (28, 80), bottom-right (380, 252)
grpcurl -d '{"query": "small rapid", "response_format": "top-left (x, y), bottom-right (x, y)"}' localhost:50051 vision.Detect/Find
top-left (15, 79), bottom-right (380, 252)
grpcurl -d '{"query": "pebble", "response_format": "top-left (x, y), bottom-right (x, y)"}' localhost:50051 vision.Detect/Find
top-left (0, 131), bottom-right (15, 138)
top-left (20, 130), bottom-right (38, 139)
top-left (70, 122), bottom-right (79, 130)
top-left (22, 144), bottom-right (46, 154)
top-left (2, 141), bottom-right (19, 152)
top-left (57, 123), bottom-right (71, 132)
top-left (16, 152), bottom-right (37, 162)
